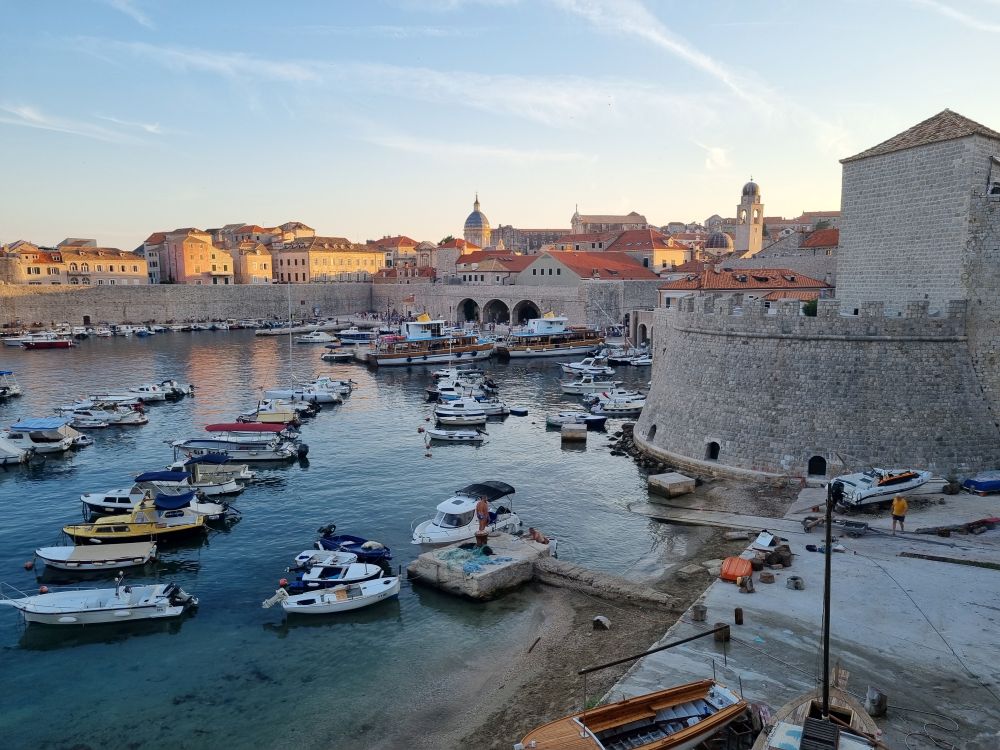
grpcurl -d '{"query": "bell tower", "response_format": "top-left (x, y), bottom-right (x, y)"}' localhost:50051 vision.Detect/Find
top-left (734, 178), bottom-right (764, 256)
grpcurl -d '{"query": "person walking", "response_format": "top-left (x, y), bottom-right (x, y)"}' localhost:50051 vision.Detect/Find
top-left (891, 494), bottom-right (908, 535)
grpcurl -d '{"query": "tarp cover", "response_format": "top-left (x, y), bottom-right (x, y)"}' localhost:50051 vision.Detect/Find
top-left (153, 491), bottom-right (196, 510)
top-left (135, 471), bottom-right (190, 483)
top-left (456, 481), bottom-right (515, 500)
top-left (184, 453), bottom-right (230, 465)
top-left (204, 422), bottom-right (284, 433)
top-left (11, 417), bottom-right (70, 430)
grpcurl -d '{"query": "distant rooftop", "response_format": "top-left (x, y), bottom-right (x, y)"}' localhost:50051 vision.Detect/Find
top-left (842, 109), bottom-right (1000, 163)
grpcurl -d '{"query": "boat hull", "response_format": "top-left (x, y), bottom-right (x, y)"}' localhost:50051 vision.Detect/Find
top-left (411, 514), bottom-right (522, 545)
top-left (23, 340), bottom-right (75, 349)
top-left (279, 577), bottom-right (400, 614)
top-left (373, 345), bottom-right (493, 367)
top-left (500, 343), bottom-right (598, 358)
top-left (34, 542), bottom-right (157, 571)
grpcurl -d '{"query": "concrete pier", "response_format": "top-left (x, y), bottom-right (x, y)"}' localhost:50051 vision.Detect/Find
top-left (647, 471), bottom-right (696, 500)
top-left (407, 533), bottom-right (552, 600)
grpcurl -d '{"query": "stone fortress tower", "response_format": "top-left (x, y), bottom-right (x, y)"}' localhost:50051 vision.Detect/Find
top-left (732, 179), bottom-right (764, 257)
top-left (463, 194), bottom-right (491, 249)
top-left (635, 110), bottom-right (1000, 479)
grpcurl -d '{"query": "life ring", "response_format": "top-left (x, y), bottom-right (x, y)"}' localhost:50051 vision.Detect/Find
top-left (456, 351), bottom-right (464, 358)
top-left (423, 355), bottom-right (428, 360)
top-left (406, 357), bottom-right (412, 363)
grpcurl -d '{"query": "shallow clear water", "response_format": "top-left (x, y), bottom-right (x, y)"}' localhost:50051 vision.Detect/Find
top-left (0, 331), bottom-right (702, 749)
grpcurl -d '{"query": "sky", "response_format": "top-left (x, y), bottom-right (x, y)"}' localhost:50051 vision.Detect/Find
top-left (0, 0), bottom-right (998, 250)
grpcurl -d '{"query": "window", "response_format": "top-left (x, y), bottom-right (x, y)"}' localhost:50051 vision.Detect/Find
top-left (97, 279), bottom-right (104, 285)
top-left (48, 267), bottom-right (60, 275)
top-left (532, 269), bottom-right (537, 275)
top-left (223, 265), bottom-right (228, 271)
top-left (109, 279), bottom-right (115, 285)
top-left (548, 268), bottom-right (553, 275)
top-left (556, 268), bottom-right (561, 275)
top-left (81, 263), bottom-right (89, 271)
top-left (121, 265), bottom-right (126, 272)
top-left (70, 278), bottom-right (79, 285)
top-left (69, 263), bottom-right (78, 271)
top-left (132, 265), bottom-right (138, 272)
top-left (83, 277), bottom-right (90, 285)
top-left (96, 265), bottom-right (103, 272)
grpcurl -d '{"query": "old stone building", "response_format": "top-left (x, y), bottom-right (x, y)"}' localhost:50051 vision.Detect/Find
top-left (463, 195), bottom-right (491, 249)
top-left (161, 229), bottom-right (234, 285)
top-left (571, 209), bottom-right (648, 235)
top-left (0, 242), bottom-right (148, 286)
top-left (273, 237), bottom-right (384, 282)
top-left (732, 179), bottom-right (764, 257)
top-left (635, 109), bottom-right (1000, 479)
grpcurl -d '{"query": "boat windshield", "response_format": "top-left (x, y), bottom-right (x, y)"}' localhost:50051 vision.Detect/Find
top-left (434, 510), bottom-right (474, 528)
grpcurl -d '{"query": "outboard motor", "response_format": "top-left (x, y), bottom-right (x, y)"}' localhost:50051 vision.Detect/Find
top-left (297, 443), bottom-right (310, 458)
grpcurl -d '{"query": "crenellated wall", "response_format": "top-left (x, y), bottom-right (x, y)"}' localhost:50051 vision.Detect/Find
top-left (634, 297), bottom-right (1000, 478)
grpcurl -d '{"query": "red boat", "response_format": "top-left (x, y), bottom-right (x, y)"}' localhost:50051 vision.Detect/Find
top-left (22, 339), bottom-right (75, 350)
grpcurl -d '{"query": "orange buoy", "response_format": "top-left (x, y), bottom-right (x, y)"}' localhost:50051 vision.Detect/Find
top-left (278, 578), bottom-right (289, 588)
top-left (24, 560), bottom-right (34, 570)
top-left (38, 585), bottom-right (49, 594)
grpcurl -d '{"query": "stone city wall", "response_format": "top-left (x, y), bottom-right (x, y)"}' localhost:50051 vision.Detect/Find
top-left (0, 283), bottom-right (373, 327)
top-left (633, 296), bottom-right (1000, 479)
top-left (965, 189), bottom-right (1000, 427)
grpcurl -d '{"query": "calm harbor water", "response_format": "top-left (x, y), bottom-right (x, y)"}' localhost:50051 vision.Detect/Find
top-left (0, 331), bottom-right (705, 749)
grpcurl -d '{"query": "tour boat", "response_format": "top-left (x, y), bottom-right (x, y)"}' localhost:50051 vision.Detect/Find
top-left (497, 314), bottom-right (604, 359)
top-left (0, 370), bottom-right (23, 398)
top-left (134, 468), bottom-right (244, 497)
top-left (0, 577), bottom-right (197, 626)
top-left (263, 576), bottom-right (400, 615)
top-left (560, 356), bottom-right (615, 376)
top-left (560, 375), bottom-right (622, 395)
top-left (832, 468), bottom-right (933, 509)
top-left (962, 470), bottom-right (1000, 495)
top-left (0, 436), bottom-right (30, 465)
top-left (296, 330), bottom-right (339, 344)
top-left (166, 453), bottom-right (256, 482)
top-left (63, 500), bottom-right (208, 543)
top-left (336, 326), bottom-right (378, 344)
top-left (546, 411), bottom-right (609, 429)
top-left (434, 398), bottom-right (489, 426)
top-left (23, 336), bottom-right (75, 350)
top-left (128, 383), bottom-right (169, 402)
top-left (4, 417), bottom-right (81, 454)
top-left (424, 427), bottom-right (487, 443)
top-left (411, 481), bottom-right (521, 545)
top-left (315, 525), bottom-right (393, 563)
top-left (518, 679), bottom-right (748, 750)
top-left (285, 559), bottom-right (385, 594)
top-left (371, 316), bottom-right (494, 367)
top-left (34, 541), bottom-right (157, 572)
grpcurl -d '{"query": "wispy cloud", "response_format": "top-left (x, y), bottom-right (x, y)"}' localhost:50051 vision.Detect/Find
top-left (302, 24), bottom-right (466, 39)
top-left (396, 0), bottom-right (520, 10)
top-left (0, 104), bottom-right (138, 143)
top-left (694, 142), bottom-right (730, 171)
top-left (103, 0), bottom-right (154, 29)
top-left (905, 0), bottom-right (1000, 32)
top-left (367, 132), bottom-right (588, 163)
top-left (95, 114), bottom-right (165, 135)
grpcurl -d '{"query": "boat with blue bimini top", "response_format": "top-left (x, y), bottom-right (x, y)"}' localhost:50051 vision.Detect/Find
top-left (371, 315), bottom-right (494, 367)
top-left (3, 417), bottom-right (84, 454)
top-left (496, 313), bottom-right (604, 359)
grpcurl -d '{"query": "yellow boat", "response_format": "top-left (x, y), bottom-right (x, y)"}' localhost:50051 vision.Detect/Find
top-left (63, 500), bottom-right (207, 543)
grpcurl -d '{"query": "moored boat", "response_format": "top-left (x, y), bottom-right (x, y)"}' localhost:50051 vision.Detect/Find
top-left (315, 524), bottom-right (393, 563)
top-left (497, 314), bottom-right (603, 359)
top-left (63, 500), bottom-right (208, 543)
top-left (0, 370), bottom-right (23, 397)
top-left (23, 337), bottom-right (76, 350)
top-left (4, 417), bottom-right (81, 454)
top-left (424, 427), bottom-right (487, 443)
top-left (128, 383), bottom-right (169, 401)
top-left (0, 436), bottom-right (30, 465)
top-left (372, 316), bottom-right (494, 367)
top-left (590, 399), bottom-right (645, 418)
top-left (411, 481), bottom-right (520, 544)
top-left (285, 559), bottom-right (385, 594)
top-left (263, 576), bottom-right (400, 615)
top-left (560, 375), bottom-right (622, 395)
top-left (518, 679), bottom-right (748, 750)
top-left (166, 453), bottom-right (255, 482)
top-left (0, 577), bottom-right (197, 625)
top-left (296, 330), bottom-right (339, 344)
top-left (560, 356), bottom-right (615, 376)
top-left (34, 541), bottom-right (157, 571)
top-left (546, 411), bottom-right (608, 429)
top-left (963, 470), bottom-right (1000, 495)
top-left (336, 326), bottom-right (378, 344)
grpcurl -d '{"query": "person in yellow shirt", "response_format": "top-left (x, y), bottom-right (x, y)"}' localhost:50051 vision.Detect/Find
top-left (891, 495), bottom-right (908, 535)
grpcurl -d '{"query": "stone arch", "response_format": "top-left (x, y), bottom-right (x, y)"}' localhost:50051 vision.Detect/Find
top-left (807, 455), bottom-right (827, 477)
top-left (752, 208), bottom-right (760, 222)
top-left (637, 323), bottom-right (649, 345)
top-left (739, 209), bottom-right (747, 224)
top-left (705, 441), bottom-right (720, 461)
top-left (457, 298), bottom-right (480, 323)
top-left (512, 299), bottom-right (541, 325)
top-left (482, 298), bottom-right (510, 324)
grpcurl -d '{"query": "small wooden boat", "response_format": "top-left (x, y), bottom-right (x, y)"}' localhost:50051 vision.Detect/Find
top-left (263, 577), bottom-right (400, 615)
top-left (546, 411), bottom-right (608, 429)
top-left (425, 427), bottom-right (486, 443)
top-left (316, 525), bottom-right (393, 563)
top-left (0, 577), bottom-right (197, 625)
top-left (286, 560), bottom-right (384, 594)
top-left (34, 542), bottom-right (157, 571)
top-left (518, 679), bottom-right (748, 750)
top-left (63, 500), bottom-right (207, 543)
top-left (750, 687), bottom-right (879, 750)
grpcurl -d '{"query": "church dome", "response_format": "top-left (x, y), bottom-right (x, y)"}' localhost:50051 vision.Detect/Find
top-left (705, 231), bottom-right (734, 250)
top-left (742, 180), bottom-right (760, 198)
top-left (464, 195), bottom-right (490, 234)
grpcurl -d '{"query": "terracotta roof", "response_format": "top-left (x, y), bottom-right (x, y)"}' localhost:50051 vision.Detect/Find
top-left (574, 211), bottom-right (647, 224)
top-left (797, 210), bottom-right (841, 218)
top-left (800, 228), bottom-right (840, 249)
top-left (458, 251), bottom-right (534, 272)
top-left (606, 229), bottom-right (677, 252)
top-left (842, 109), bottom-right (1000, 163)
top-left (144, 232), bottom-right (166, 245)
top-left (236, 225), bottom-right (267, 234)
top-left (659, 267), bottom-right (829, 291)
top-left (662, 259), bottom-right (707, 274)
top-left (555, 232), bottom-right (619, 244)
top-left (669, 232), bottom-right (706, 241)
top-left (369, 235), bottom-right (418, 248)
top-left (762, 290), bottom-right (821, 301)
top-left (439, 238), bottom-right (479, 250)
top-left (541, 251), bottom-right (659, 280)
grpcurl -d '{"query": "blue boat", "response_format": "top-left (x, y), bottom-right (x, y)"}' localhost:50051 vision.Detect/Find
top-left (316, 524), bottom-right (392, 563)
top-left (963, 471), bottom-right (1000, 495)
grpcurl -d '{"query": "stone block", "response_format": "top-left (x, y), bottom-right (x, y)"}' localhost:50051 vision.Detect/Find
top-left (675, 564), bottom-right (705, 581)
top-left (647, 471), bottom-right (696, 500)
top-left (561, 424), bottom-right (587, 442)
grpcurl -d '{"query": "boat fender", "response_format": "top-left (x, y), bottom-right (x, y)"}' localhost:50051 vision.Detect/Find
top-left (423, 355), bottom-right (428, 360)
top-left (406, 357), bottom-right (412, 363)
top-left (38, 585), bottom-right (48, 594)
top-left (23, 560), bottom-right (33, 570)
top-left (279, 578), bottom-right (289, 588)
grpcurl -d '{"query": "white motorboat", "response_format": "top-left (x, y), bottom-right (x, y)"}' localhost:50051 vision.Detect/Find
top-left (264, 577), bottom-right (400, 615)
top-left (0, 370), bottom-right (23, 397)
top-left (70, 414), bottom-right (110, 429)
top-left (285, 560), bottom-right (385, 593)
top-left (476, 398), bottom-right (510, 417)
top-left (88, 392), bottom-right (144, 406)
top-left (172, 424), bottom-right (302, 462)
top-left (94, 326), bottom-right (113, 337)
top-left (309, 376), bottom-right (354, 395)
top-left (296, 331), bottom-right (339, 344)
top-left (630, 354), bottom-right (653, 366)
top-left (321, 349), bottom-right (356, 363)
top-left (582, 387), bottom-right (645, 406)
top-left (0, 577), bottom-right (197, 625)
top-left (336, 326), bottom-right (378, 344)
top-left (134, 468), bottom-right (244, 497)
top-left (605, 345), bottom-right (645, 364)
top-left (81, 486), bottom-right (228, 520)
top-left (159, 379), bottom-right (194, 397)
top-left (411, 481), bottom-right (521, 544)
top-left (424, 428), bottom-right (487, 444)
top-left (591, 399), bottom-right (645, 418)
top-left (560, 375), bottom-right (622, 395)
top-left (432, 365), bottom-right (486, 380)
top-left (129, 384), bottom-right (169, 401)
top-left (237, 399), bottom-right (303, 425)
top-left (34, 542), bottom-right (157, 571)
top-left (0, 436), bottom-right (30, 465)
top-left (264, 385), bottom-right (342, 404)
top-left (57, 404), bottom-right (148, 426)
top-left (434, 398), bottom-right (488, 426)
top-left (289, 549), bottom-right (358, 570)
top-left (4, 418), bottom-right (80, 454)
top-left (560, 356), bottom-right (615, 376)
top-left (166, 453), bottom-right (256, 481)
top-left (833, 468), bottom-right (933, 509)
top-left (545, 411), bottom-right (609, 429)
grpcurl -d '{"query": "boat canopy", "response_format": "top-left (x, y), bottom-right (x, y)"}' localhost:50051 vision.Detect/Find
top-left (0, 370), bottom-right (13, 375)
top-left (456, 481), bottom-right (515, 501)
top-left (435, 495), bottom-right (479, 514)
top-left (11, 417), bottom-right (70, 430)
top-left (153, 491), bottom-right (196, 510)
top-left (204, 422), bottom-right (285, 433)
top-left (183, 453), bottom-right (231, 465)
top-left (135, 470), bottom-right (189, 483)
